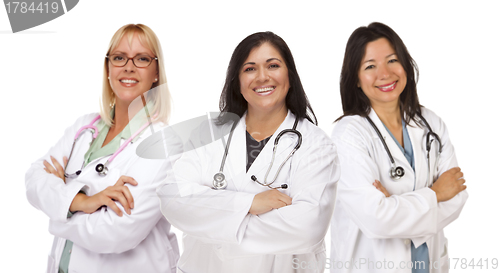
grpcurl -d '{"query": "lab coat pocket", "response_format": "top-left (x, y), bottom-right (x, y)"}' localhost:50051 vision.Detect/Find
top-left (439, 239), bottom-right (449, 272)
top-left (46, 255), bottom-right (55, 273)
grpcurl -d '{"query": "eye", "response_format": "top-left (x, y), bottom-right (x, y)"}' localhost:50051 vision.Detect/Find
top-left (243, 67), bottom-right (255, 72)
top-left (136, 55), bottom-right (152, 63)
top-left (269, 64), bottom-right (280, 69)
top-left (364, 64), bottom-right (375, 70)
top-left (113, 55), bottom-right (125, 61)
top-left (388, 58), bottom-right (398, 64)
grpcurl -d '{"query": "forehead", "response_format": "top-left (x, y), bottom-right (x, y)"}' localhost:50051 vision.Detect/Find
top-left (111, 32), bottom-right (154, 56)
top-left (362, 38), bottom-right (395, 61)
top-left (245, 42), bottom-right (284, 62)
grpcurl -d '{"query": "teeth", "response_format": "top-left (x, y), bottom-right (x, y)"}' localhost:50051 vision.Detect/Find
top-left (378, 82), bottom-right (396, 89)
top-left (255, 87), bottom-right (274, 93)
top-left (120, 79), bottom-right (138, 84)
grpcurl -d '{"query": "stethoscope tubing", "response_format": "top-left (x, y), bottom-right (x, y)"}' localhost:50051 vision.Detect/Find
top-left (64, 114), bottom-right (154, 178)
top-left (214, 116), bottom-right (301, 190)
top-left (366, 112), bottom-right (442, 182)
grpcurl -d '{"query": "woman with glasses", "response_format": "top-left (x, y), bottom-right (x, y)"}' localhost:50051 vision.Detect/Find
top-left (330, 22), bottom-right (468, 273)
top-left (25, 24), bottom-right (179, 273)
top-left (158, 31), bottom-right (339, 273)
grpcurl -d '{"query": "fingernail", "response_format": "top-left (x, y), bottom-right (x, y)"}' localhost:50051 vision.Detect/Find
top-left (131, 202), bottom-right (134, 208)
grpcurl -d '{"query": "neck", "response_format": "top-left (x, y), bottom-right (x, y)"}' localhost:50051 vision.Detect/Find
top-left (372, 101), bottom-right (401, 128)
top-left (246, 105), bottom-right (288, 141)
top-left (113, 95), bottom-right (147, 131)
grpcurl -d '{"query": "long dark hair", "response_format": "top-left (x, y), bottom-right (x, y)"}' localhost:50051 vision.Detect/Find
top-left (218, 31), bottom-right (317, 125)
top-left (336, 22), bottom-right (422, 124)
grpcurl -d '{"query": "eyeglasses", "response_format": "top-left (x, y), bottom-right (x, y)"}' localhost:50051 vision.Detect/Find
top-left (106, 54), bottom-right (158, 68)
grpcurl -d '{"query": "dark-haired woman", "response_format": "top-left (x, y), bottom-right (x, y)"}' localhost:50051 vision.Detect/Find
top-left (330, 22), bottom-right (468, 273)
top-left (158, 32), bottom-right (339, 273)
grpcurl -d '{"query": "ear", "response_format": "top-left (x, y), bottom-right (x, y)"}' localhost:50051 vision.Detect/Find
top-left (357, 81), bottom-right (361, 88)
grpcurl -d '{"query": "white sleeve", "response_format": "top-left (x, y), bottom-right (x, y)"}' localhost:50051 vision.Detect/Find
top-left (48, 158), bottom-right (170, 254)
top-left (157, 140), bottom-right (256, 245)
top-left (25, 114), bottom-right (93, 223)
top-left (412, 112), bottom-right (468, 247)
top-left (220, 141), bottom-right (339, 256)
top-left (333, 121), bottom-right (440, 239)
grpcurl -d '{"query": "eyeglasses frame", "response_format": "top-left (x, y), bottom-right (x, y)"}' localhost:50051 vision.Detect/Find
top-left (106, 54), bottom-right (158, 68)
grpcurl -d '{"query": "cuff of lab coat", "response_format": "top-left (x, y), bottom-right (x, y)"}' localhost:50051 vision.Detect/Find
top-left (414, 187), bottom-right (438, 209)
top-left (412, 187), bottom-right (438, 248)
top-left (57, 181), bottom-right (88, 223)
top-left (233, 192), bottom-right (255, 244)
top-left (412, 235), bottom-right (432, 248)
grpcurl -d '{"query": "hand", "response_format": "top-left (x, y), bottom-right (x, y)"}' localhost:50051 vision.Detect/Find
top-left (43, 156), bottom-right (68, 183)
top-left (69, 176), bottom-right (138, 216)
top-left (373, 180), bottom-right (391, 197)
top-left (249, 189), bottom-right (292, 215)
top-left (430, 167), bottom-right (466, 202)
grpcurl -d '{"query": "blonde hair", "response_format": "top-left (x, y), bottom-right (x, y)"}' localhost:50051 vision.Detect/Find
top-left (100, 24), bottom-right (171, 126)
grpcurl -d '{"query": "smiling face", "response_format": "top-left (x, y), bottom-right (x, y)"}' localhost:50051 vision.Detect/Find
top-left (108, 33), bottom-right (158, 107)
top-left (239, 42), bottom-right (290, 116)
top-left (358, 38), bottom-right (407, 109)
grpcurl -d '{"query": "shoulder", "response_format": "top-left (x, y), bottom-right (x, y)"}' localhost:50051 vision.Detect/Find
top-left (181, 116), bottom-right (236, 152)
top-left (331, 115), bottom-right (373, 146)
top-left (418, 107), bottom-right (449, 135)
top-left (62, 113), bottom-right (100, 134)
top-left (73, 112), bottom-right (100, 126)
top-left (298, 118), bottom-right (333, 147)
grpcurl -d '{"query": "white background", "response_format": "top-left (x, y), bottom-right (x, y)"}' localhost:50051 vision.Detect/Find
top-left (1, 0), bottom-right (499, 272)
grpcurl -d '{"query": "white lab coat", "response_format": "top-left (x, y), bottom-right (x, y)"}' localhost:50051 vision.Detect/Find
top-left (158, 111), bottom-right (339, 273)
top-left (25, 113), bottom-right (181, 273)
top-left (330, 108), bottom-right (468, 273)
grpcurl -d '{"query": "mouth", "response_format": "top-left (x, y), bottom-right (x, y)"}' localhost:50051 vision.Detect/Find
top-left (119, 78), bottom-right (139, 87)
top-left (120, 79), bottom-right (138, 84)
top-left (376, 81), bottom-right (397, 92)
top-left (253, 86), bottom-right (276, 95)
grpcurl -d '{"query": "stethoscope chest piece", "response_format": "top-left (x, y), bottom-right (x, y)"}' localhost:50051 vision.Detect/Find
top-left (213, 172), bottom-right (227, 190)
top-left (390, 166), bottom-right (405, 179)
top-left (95, 163), bottom-right (108, 176)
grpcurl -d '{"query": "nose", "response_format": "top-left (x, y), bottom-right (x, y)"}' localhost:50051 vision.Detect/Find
top-left (256, 68), bottom-right (269, 82)
top-left (124, 57), bottom-right (136, 72)
top-left (378, 63), bottom-right (390, 80)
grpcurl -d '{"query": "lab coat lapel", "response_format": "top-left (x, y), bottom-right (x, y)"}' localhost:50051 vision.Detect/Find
top-left (368, 109), bottom-right (414, 192)
top-left (243, 111), bottom-right (297, 191)
top-left (223, 115), bottom-right (248, 191)
top-left (406, 116), bottom-right (427, 189)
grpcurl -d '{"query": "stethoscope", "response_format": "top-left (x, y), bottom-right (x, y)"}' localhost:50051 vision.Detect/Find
top-left (213, 117), bottom-right (302, 190)
top-left (64, 115), bottom-right (153, 178)
top-left (366, 113), bottom-right (442, 183)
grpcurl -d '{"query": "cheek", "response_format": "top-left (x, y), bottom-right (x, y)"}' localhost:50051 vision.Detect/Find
top-left (358, 73), bottom-right (372, 89)
top-left (239, 75), bottom-right (249, 93)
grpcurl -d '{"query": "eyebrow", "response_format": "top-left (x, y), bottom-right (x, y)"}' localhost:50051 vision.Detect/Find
top-left (110, 51), bottom-right (152, 56)
top-left (363, 53), bottom-right (397, 64)
top-left (242, 58), bottom-right (283, 67)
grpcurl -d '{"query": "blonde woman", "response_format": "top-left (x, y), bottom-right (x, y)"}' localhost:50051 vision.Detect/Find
top-left (25, 24), bottom-right (179, 273)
